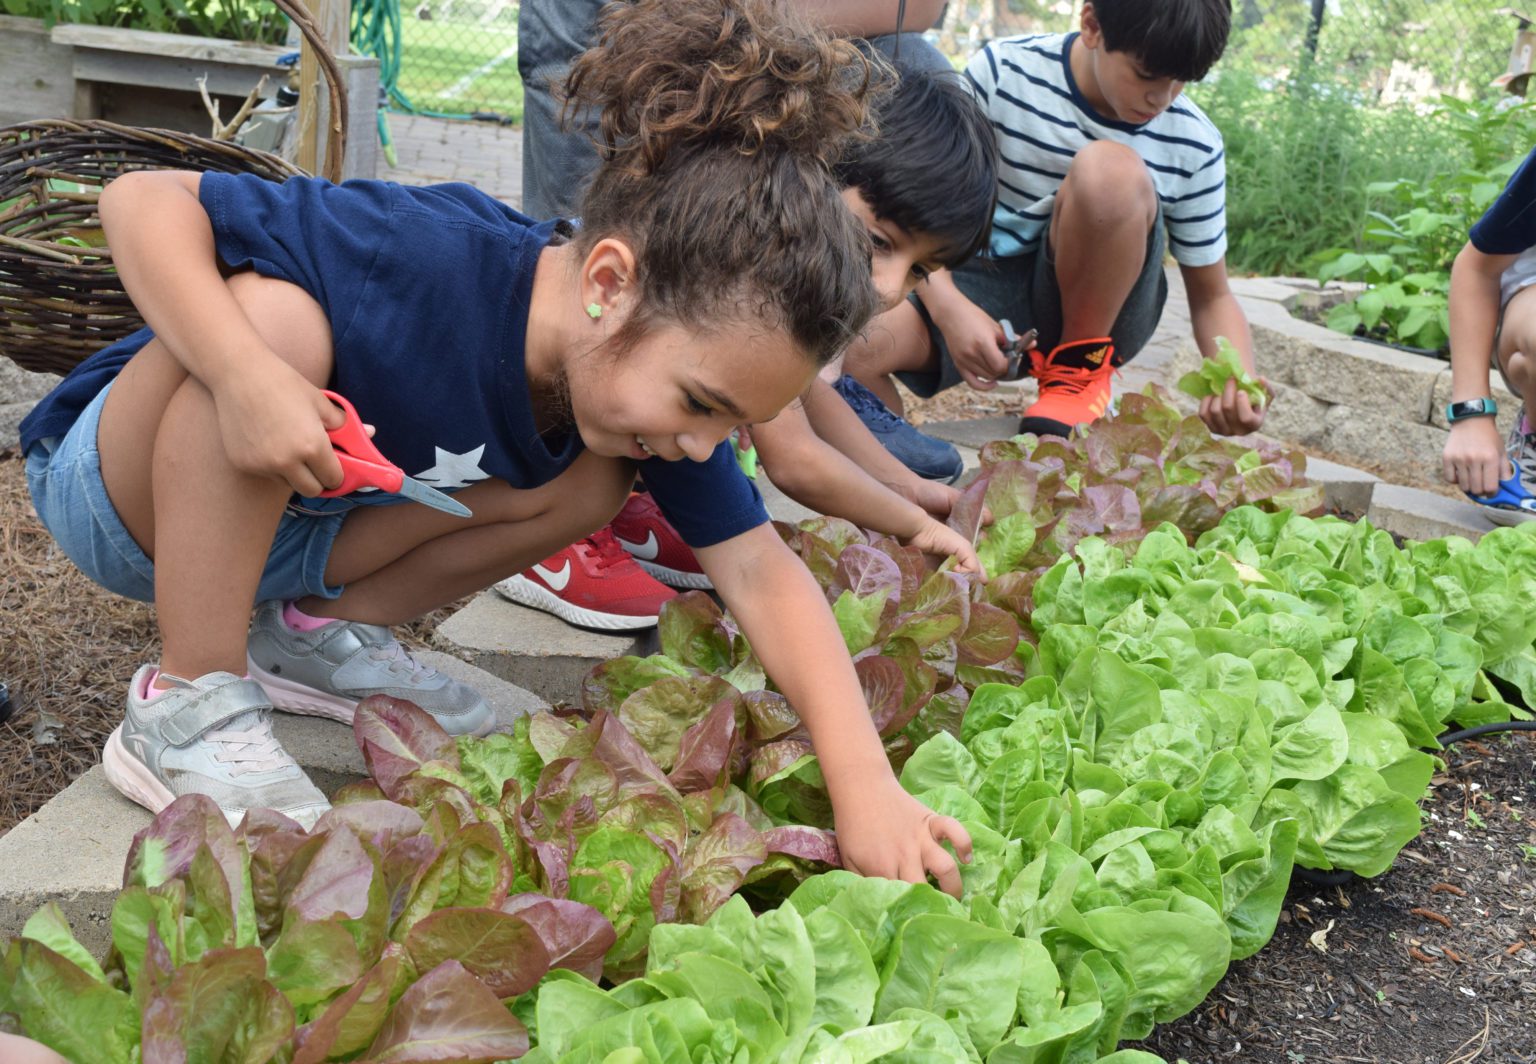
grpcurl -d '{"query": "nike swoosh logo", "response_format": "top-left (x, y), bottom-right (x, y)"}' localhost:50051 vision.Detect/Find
top-left (533, 561), bottom-right (572, 591)
top-left (616, 530), bottom-right (660, 561)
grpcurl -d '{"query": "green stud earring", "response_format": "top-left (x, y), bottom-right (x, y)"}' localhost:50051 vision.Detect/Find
top-left (586, 302), bottom-right (603, 320)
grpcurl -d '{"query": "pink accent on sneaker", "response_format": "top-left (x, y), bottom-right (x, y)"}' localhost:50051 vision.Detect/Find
top-left (140, 668), bottom-right (161, 698)
top-left (283, 600), bottom-right (335, 632)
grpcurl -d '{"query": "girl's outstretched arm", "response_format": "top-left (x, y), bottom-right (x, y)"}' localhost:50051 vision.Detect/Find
top-left (98, 170), bottom-right (344, 496)
top-left (749, 402), bottom-right (981, 574)
top-left (696, 523), bottom-right (973, 896)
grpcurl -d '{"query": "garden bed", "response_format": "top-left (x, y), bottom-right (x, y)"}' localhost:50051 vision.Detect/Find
top-left (1129, 730), bottom-right (1536, 1064)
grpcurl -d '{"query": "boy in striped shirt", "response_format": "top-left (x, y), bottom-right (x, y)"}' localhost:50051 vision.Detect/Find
top-left (844, 0), bottom-right (1268, 440)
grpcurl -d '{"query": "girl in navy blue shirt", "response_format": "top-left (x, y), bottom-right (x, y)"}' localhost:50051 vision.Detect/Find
top-left (20, 0), bottom-right (972, 894)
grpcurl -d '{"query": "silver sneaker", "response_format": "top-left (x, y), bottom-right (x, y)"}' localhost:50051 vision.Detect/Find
top-left (246, 600), bottom-right (494, 736)
top-left (102, 665), bottom-right (330, 829)
top-left (1486, 405), bottom-right (1536, 526)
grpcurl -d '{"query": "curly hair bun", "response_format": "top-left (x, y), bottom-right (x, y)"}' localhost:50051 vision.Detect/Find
top-left (565, 0), bottom-right (884, 177)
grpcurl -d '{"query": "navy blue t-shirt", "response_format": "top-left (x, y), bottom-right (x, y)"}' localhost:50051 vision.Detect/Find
top-left (1470, 145), bottom-right (1536, 255)
top-left (19, 172), bottom-right (768, 548)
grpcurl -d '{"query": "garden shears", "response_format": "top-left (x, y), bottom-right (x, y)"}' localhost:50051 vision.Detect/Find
top-left (1465, 458), bottom-right (1536, 526)
top-left (998, 319), bottom-right (1037, 381)
top-left (317, 390), bottom-right (472, 518)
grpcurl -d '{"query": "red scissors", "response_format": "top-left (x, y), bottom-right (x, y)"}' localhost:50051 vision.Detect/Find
top-left (317, 390), bottom-right (472, 518)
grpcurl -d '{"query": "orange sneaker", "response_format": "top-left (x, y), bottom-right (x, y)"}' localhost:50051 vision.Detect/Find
top-left (1018, 337), bottom-right (1117, 438)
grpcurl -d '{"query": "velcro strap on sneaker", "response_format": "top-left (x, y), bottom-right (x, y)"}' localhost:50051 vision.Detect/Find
top-left (159, 677), bottom-right (273, 747)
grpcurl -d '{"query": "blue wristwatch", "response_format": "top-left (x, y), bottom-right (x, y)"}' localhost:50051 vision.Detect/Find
top-left (1446, 397), bottom-right (1498, 423)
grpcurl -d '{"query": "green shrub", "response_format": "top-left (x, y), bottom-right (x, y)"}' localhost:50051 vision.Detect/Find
top-left (1187, 55), bottom-right (1464, 278)
top-left (1312, 96), bottom-right (1536, 352)
top-left (0, 0), bottom-right (287, 43)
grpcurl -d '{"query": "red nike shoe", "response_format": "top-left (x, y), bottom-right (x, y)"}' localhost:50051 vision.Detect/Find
top-left (610, 492), bottom-right (713, 590)
top-left (494, 529), bottom-right (677, 630)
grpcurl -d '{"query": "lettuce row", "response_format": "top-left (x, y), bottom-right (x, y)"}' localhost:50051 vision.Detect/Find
top-left (519, 879), bottom-right (1171, 1064)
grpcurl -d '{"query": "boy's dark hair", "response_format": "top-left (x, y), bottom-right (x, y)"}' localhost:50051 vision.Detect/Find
top-left (562, 0), bottom-right (887, 368)
top-left (1091, 0), bottom-right (1231, 83)
top-left (834, 61), bottom-right (998, 270)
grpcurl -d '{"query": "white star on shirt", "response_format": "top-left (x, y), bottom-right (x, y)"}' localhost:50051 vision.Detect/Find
top-left (412, 445), bottom-right (490, 490)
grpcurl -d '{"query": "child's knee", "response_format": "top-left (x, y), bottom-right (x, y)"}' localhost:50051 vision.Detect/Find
top-left (1062, 142), bottom-right (1156, 220)
top-left (224, 271), bottom-right (335, 385)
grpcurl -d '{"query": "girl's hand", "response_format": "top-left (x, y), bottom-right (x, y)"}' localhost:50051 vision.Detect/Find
top-left (903, 515), bottom-right (985, 577)
top-left (212, 364), bottom-right (346, 496)
top-left (934, 301), bottom-right (1010, 391)
top-left (834, 774), bottom-right (973, 898)
top-left (1444, 416), bottom-right (1512, 497)
top-left (1198, 374), bottom-right (1271, 436)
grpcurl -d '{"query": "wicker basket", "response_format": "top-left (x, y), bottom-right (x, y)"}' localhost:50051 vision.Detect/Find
top-left (0, 120), bottom-right (307, 376)
top-left (0, 0), bottom-right (349, 377)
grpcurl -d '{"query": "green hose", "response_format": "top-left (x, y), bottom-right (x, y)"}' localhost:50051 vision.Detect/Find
top-left (351, 0), bottom-right (473, 120)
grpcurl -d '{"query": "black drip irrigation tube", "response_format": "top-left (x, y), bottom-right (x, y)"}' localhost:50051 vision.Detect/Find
top-left (1293, 720), bottom-right (1536, 887)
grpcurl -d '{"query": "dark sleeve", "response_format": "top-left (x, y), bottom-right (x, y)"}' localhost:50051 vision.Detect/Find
top-left (639, 442), bottom-right (770, 548)
top-left (1469, 147), bottom-right (1536, 255)
top-left (198, 172), bottom-right (393, 327)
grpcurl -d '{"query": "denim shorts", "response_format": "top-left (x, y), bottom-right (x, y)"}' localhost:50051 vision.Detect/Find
top-left (25, 382), bottom-right (349, 604)
top-left (901, 207), bottom-right (1170, 398)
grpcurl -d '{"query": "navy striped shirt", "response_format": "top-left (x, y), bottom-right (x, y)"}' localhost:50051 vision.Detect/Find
top-left (965, 31), bottom-right (1229, 267)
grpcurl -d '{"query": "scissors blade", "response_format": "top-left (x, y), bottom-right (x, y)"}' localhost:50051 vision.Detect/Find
top-left (395, 475), bottom-right (473, 518)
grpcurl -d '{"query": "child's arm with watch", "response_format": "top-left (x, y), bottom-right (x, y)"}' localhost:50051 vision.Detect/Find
top-left (1442, 239), bottom-right (1520, 502)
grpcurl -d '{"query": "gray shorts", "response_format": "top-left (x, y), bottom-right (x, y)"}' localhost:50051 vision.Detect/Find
top-left (899, 208), bottom-right (1169, 398)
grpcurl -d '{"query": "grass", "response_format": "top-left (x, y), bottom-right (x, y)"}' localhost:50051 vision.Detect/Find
top-left (392, 13), bottom-right (523, 122)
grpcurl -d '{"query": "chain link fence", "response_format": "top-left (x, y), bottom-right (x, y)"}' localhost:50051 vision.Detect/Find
top-left (939, 1), bottom-right (1518, 106)
top-left (369, 1), bottom-right (1517, 124)
top-left (353, 0), bottom-right (522, 121)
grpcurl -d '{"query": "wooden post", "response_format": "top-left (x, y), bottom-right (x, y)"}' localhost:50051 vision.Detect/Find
top-left (295, 0), bottom-right (348, 177)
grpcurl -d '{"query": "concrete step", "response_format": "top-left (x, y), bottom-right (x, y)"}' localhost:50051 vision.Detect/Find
top-left (434, 591), bottom-right (657, 707)
top-left (1367, 483), bottom-right (1498, 544)
top-left (0, 654), bottom-right (545, 959)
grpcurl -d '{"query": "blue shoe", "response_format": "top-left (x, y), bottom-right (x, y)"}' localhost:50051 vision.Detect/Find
top-left (832, 375), bottom-right (964, 483)
top-left (1468, 410), bottom-right (1536, 526)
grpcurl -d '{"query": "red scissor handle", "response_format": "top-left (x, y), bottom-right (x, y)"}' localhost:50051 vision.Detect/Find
top-left (317, 389), bottom-right (405, 498)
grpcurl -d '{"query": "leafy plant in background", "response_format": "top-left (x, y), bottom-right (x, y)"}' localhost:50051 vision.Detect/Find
top-left (0, 0), bottom-right (288, 43)
top-left (1311, 96), bottom-right (1536, 354)
top-left (1187, 54), bottom-right (1467, 277)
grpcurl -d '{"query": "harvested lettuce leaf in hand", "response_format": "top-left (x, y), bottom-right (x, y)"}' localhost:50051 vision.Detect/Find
top-left (1178, 336), bottom-right (1267, 410)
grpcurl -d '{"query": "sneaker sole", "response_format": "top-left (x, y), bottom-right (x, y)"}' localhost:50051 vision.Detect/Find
top-left (247, 659), bottom-right (497, 737)
top-left (248, 659), bottom-right (359, 723)
top-left (634, 560), bottom-right (714, 590)
top-left (495, 575), bottom-right (663, 630)
top-left (102, 724), bottom-right (178, 816)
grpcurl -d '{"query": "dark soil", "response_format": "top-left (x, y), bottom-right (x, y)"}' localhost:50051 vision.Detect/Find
top-left (1129, 731), bottom-right (1536, 1064)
